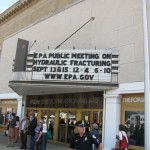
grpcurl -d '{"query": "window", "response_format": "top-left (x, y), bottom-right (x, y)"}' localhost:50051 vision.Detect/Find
top-left (124, 111), bottom-right (144, 147)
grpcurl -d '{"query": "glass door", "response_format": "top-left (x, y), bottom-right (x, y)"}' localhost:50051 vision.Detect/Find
top-left (41, 110), bottom-right (55, 140)
top-left (58, 110), bottom-right (77, 143)
top-left (27, 109), bottom-right (40, 120)
top-left (82, 111), bottom-right (91, 132)
top-left (67, 111), bottom-right (76, 143)
top-left (58, 110), bottom-right (67, 142)
top-left (93, 111), bottom-right (103, 141)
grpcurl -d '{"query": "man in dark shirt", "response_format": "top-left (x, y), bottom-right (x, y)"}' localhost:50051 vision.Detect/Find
top-left (28, 114), bottom-right (37, 150)
top-left (69, 120), bottom-right (102, 150)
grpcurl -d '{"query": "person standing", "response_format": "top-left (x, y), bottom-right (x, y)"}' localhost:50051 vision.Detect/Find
top-left (48, 120), bottom-right (54, 140)
top-left (133, 125), bottom-right (140, 146)
top-left (116, 124), bottom-right (128, 150)
top-left (35, 119), bottom-right (42, 150)
top-left (0, 112), bottom-right (4, 124)
top-left (6, 113), bottom-right (16, 147)
top-left (69, 120), bottom-right (102, 150)
top-left (36, 117), bottom-right (48, 150)
top-left (5, 111), bottom-right (9, 125)
top-left (28, 113), bottom-right (37, 150)
top-left (90, 124), bottom-right (100, 150)
top-left (139, 123), bottom-right (144, 146)
top-left (15, 116), bottom-right (20, 143)
top-left (20, 114), bottom-right (30, 149)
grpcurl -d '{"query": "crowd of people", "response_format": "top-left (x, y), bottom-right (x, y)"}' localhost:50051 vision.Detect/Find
top-left (2, 111), bottom-right (141, 150)
top-left (0, 111), bottom-right (14, 125)
top-left (3, 112), bottom-right (53, 150)
top-left (2, 112), bottom-right (102, 150)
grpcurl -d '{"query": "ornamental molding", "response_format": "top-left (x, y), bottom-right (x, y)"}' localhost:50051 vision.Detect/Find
top-left (0, 0), bottom-right (39, 25)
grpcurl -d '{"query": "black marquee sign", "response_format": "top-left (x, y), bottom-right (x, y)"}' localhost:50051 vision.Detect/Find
top-left (26, 92), bottom-right (103, 109)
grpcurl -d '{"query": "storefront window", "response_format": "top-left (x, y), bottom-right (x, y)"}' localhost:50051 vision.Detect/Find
top-left (124, 111), bottom-right (144, 147)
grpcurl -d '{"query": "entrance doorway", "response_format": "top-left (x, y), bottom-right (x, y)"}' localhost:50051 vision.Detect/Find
top-left (58, 110), bottom-right (76, 143)
top-left (26, 108), bottom-right (103, 143)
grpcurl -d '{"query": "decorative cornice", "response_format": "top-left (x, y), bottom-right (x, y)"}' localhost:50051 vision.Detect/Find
top-left (0, 0), bottom-right (39, 25)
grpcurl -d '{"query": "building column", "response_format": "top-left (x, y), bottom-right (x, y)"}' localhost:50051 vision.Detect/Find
top-left (16, 96), bottom-right (23, 119)
top-left (22, 96), bottom-right (27, 120)
top-left (17, 96), bottom-right (27, 120)
top-left (103, 93), bottom-right (121, 150)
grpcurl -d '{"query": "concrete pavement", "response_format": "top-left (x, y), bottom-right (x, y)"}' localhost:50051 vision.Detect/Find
top-left (0, 132), bottom-right (69, 150)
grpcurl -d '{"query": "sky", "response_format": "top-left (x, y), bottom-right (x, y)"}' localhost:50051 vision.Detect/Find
top-left (0, 0), bottom-right (18, 13)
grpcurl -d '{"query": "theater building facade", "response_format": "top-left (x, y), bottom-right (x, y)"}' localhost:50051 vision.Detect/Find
top-left (0, 0), bottom-right (147, 149)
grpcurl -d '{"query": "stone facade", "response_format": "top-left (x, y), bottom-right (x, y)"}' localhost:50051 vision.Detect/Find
top-left (0, 1), bottom-right (149, 149)
top-left (0, 0), bottom-right (80, 48)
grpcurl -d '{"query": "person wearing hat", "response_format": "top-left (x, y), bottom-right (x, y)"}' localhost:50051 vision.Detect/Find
top-left (69, 120), bottom-right (102, 150)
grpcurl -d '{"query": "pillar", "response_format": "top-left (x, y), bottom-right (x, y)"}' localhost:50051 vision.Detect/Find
top-left (103, 94), bottom-right (121, 150)
top-left (16, 96), bottom-right (23, 119)
top-left (19, 96), bottom-right (26, 120)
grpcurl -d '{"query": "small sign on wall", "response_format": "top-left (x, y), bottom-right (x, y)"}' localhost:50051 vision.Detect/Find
top-left (31, 49), bottom-right (119, 83)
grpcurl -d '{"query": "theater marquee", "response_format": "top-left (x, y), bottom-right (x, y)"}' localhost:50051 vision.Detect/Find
top-left (31, 49), bottom-right (119, 83)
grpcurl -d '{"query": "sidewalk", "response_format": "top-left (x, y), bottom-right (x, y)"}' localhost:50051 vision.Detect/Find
top-left (0, 132), bottom-right (69, 150)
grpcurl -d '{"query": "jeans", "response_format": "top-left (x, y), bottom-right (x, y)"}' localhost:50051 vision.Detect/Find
top-left (29, 135), bottom-right (35, 150)
top-left (42, 133), bottom-right (47, 150)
